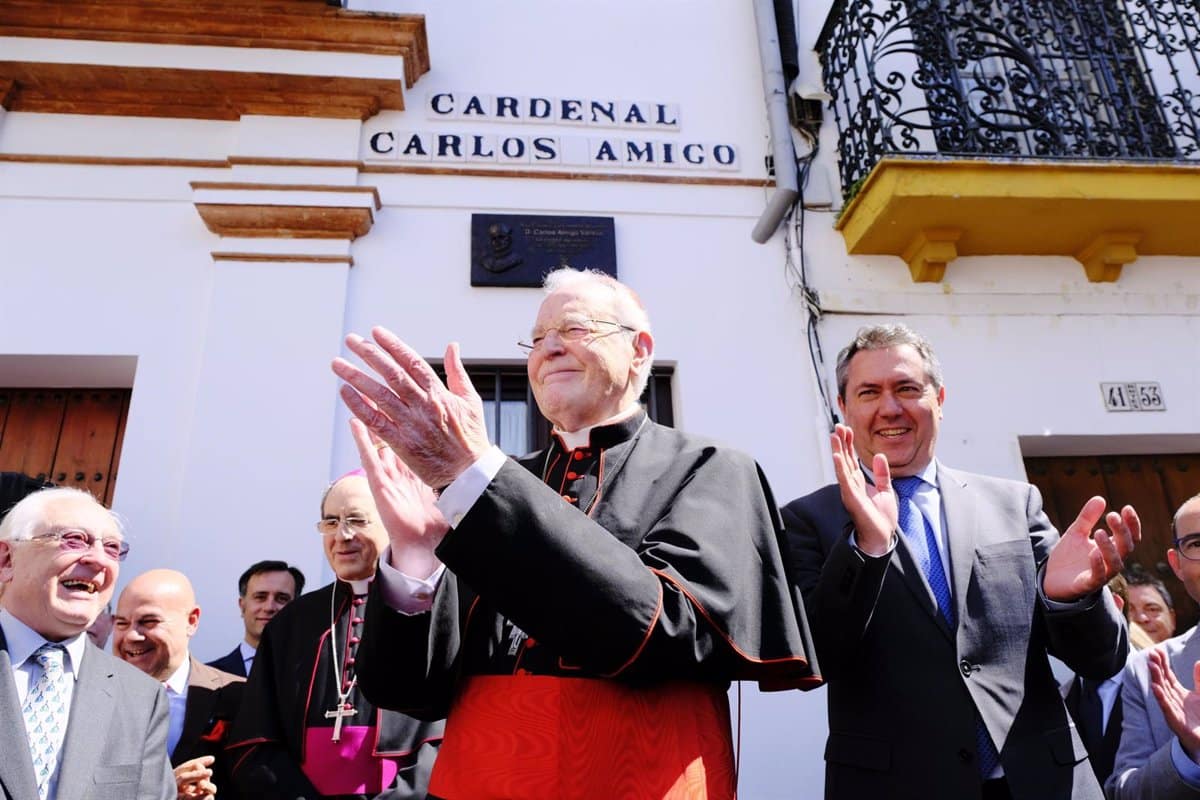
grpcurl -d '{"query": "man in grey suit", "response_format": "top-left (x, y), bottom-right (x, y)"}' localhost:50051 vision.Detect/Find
top-left (784, 324), bottom-right (1139, 800)
top-left (0, 486), bottom-right (174, 800)
top-left (1107, 493), bottom-right (1200, 798)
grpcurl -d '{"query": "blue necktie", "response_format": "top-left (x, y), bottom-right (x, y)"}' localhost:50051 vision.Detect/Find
top-left (893, 476), bottom-right (1001, 776)
top-left (893, 476), bottom-right (954, 626)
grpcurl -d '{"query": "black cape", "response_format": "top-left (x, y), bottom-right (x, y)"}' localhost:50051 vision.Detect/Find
top-left (358, 411), bottom-right (820, 721)
top-left (226, 581), bottom-right (443, 799)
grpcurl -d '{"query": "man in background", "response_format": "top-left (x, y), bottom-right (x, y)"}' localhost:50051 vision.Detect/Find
top-left (86, 602), bottom-right (114, 649)
top-left (1126, 571), bottom-right (1178, 646)
top-left (208, 560), bottom-right (304, 678)
top-left (115, 569), bottom-right (244, 800)
top-left (1107, 494), bottom-right (1200, 798)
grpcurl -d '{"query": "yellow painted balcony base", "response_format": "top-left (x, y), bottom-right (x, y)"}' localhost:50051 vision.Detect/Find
top-left (835, 158), bottom-right (1200, 282)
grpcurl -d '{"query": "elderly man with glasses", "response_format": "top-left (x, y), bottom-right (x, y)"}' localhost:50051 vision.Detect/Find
top-left (0, 486), bottom-right (173, 800)
top-left (1109, 492), bottom-right (1200, 799)
top-left (332, 267), bottom-right (818, 800)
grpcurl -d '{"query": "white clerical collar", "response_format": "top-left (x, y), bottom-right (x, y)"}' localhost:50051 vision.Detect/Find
top-left (163, 656), bottom-right (191, 695)
top-left (554, 404), bottom-right (642, 450)
top-left (0, 608), bottom-right (88, 682)
top-left (346, 578), bottom-right (371, 595)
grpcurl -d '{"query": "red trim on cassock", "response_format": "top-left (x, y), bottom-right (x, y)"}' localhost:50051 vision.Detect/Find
top-left (650, 568), bottom-right (814, 686)
top-left (602, 579), bottom-right (662, 678)
top-left (430, 675), bottom-right (735, 800)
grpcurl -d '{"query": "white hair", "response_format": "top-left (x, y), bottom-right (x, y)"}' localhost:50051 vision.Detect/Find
top-left (541, 268), bottom-right (654, 398)
top-left (0, 486), bottom-right (123, 543)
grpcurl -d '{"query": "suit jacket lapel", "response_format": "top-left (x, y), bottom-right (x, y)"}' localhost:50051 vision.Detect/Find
top-left (177, 657), bottom-right (220, 762)
top-left (890, 529), bottom-right (953, 640)
top-left (55, 643), bottom-right (116, 800)
top-left (939, 464), bottom-right (979, 643)
top-left (1171, 627), bottom-right (1200, 691)
top-left (0, 631), bottom-right (39, 800)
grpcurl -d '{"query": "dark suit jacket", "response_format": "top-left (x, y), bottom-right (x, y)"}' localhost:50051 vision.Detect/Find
top-left (0, 631), bottom-right (174, 800)
top-left (206, 645), bottom-right (247, 678)
top-left (173, 657), bottom-right (245, 799)
top-left (782, 463), bottom-right (1127, 800)
top-left (1064, 674), bottom-right (1123, 785)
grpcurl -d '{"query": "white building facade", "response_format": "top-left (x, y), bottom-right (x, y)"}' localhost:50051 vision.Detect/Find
top-left (1, 1), bottom-right (1198, 796)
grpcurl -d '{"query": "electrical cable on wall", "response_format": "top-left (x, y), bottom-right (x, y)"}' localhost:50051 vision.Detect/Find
top-left (783, 127), bottom-right (838, 430)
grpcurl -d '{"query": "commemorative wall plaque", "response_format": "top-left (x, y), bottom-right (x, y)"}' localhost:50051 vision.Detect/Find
top-left (470, 214), bottom-right (617, 287)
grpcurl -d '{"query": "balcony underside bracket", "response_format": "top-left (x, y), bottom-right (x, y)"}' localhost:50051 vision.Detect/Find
top-left (1075, 232), bottom-right (1141, 283)
top-left (901, 228), bottom-right (961, 282)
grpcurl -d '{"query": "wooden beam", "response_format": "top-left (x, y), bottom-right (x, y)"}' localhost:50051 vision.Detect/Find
top-left (0, 0), bottom-right (430, 87)
top-left (195, 203), bottom-right (374, 239)
top-left (0, 60), bottom-right (403, 120)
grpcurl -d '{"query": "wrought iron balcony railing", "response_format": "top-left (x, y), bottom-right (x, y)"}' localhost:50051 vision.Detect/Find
top-left (817, 0), bottom-right (1200, 198)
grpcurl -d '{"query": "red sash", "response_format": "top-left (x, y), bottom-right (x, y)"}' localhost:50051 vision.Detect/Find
top-left (429, 675), bottom-right (736, 800)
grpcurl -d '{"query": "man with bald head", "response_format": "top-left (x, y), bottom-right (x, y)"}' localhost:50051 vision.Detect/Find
top-left (115, 569), bottom-right (244, 800)
top-left (0, 486), bottom-right (173, 800)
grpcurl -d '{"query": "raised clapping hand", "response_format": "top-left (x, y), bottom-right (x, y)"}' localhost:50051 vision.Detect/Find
top-left (350, 417), bottom-right (447, 580)
top-left (1041, 496), bottom-right (1140, 602)
top-left (174, 755), bottom-right (216, 800)
top-left (332, 327), bottom-right (492, 490)
top-left (830, 424), bottom-right (898, 556)
top-left (1148, 648), bottom-right (1200, 763)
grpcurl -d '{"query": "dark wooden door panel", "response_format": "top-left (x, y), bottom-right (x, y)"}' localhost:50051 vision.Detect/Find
top-left (50, 390), bottom-right (125, 501)
top-left (0, 387), bottom-right (130, 508)
top-left (1026, 452), bottom-right (1200, 634)
top-left (0, 390), bottom-right (69, 479)
top-left (1024, 456), bottom-right (1106, 533)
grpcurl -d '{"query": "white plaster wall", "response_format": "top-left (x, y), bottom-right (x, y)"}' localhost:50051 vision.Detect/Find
top-left (0, 181), bottom-right (347, 659)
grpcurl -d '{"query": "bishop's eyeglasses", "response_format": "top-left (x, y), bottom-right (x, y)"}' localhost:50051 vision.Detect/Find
top-left (29, 527), bottom-right (130, 561)
top-left (517, 318), bottom-right (637, 354)
top-left (316, 515), bottom-right (374, 536)
top-left (1174, 533), bottom-right (1200, 561)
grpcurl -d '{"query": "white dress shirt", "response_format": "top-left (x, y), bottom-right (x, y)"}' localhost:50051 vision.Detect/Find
top-left (238, 640), bottom-right (256, 675)
top-left (162, 657), bottom-right (191, 757)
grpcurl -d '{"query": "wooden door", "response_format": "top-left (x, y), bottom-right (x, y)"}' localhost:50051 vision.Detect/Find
top-left (1025, 453), bottom-right (1200, 632)
top-left (0, 388), bottom-right (131, 507)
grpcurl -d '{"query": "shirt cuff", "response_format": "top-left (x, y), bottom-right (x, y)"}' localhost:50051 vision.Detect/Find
top-left (1171, 738), bottom-right (1200, 787)
top-left (848, 530), bottom-right (897, 558)
top-left (435, 445), bottom-right (508, 528)
top-left (377, 548), bottom-right (447, 615)
top-left (1036, 565), bottom-right (1100, 613)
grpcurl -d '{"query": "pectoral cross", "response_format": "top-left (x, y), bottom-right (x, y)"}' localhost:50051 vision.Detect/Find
top-left (506, 622), bottom-right (527, 656)
top-left (325, 702), bottom-right (355, 742)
